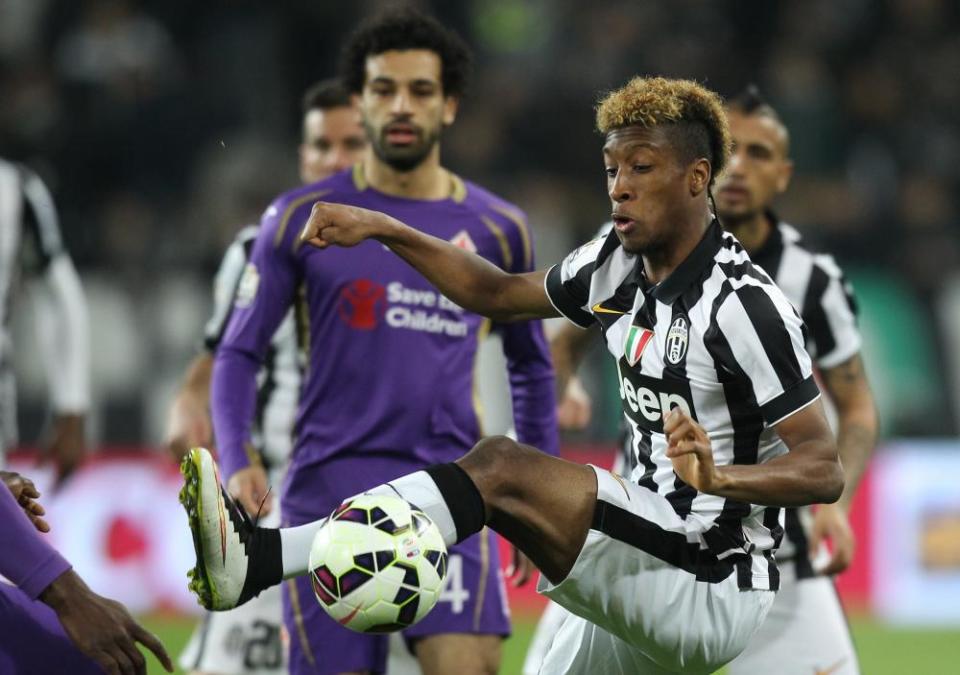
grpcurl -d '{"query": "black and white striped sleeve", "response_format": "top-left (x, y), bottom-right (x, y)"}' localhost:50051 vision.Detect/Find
top-left (19, 166), bottom-right (64, 271)
top-left (801, 254), bottom-right (861, 369)
top-left (544, 237), bottom-right (607, 328)
top-left (203, 227), bottom-right (257, 351)
top-left (715, 281), bottom-right (820, 427)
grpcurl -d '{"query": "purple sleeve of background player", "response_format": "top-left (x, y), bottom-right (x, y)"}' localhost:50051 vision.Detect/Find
top-left (211, 198), bottom-right (300, 481)
top-left (496, 208), bottom-right (560, 457)
top-left (0, 485), bottom-right (70, 599)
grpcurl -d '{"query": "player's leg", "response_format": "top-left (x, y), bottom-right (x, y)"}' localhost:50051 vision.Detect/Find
top-left (403, 527), bottom-right (509, 675)
top-left (0, 582), bottom-right (103, 674)
top-left (179, 438), bottom-right (596, 610)
top-left (727, 574), bottom-right (859, 675)
top-left (522, 600), bottom-right (572, 675)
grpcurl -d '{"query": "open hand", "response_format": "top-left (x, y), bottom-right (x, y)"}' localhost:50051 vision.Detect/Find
top-left (165, 391), bottom-right (212, 462)
top-left (664, 408), bottom-right (721, 493)
top-left (42, 570), bottom-right (174, 674)
top-left (300, 201), bottom-right (396, 249)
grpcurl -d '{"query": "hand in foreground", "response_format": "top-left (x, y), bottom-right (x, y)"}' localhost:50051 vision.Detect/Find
top-left (227, 464), bottom-right (272, 517)
top-left (0, 470), bottom-right (49, 532)
top-left (809, 502), bottom-right (855, 576)
top-left (165, 391), bottom-right (212, 462)
top-left (506, 545), bottom-right (534, 587)
top-left (664, 408), bottom-right (722, 493)
top-left (41, 570), bottom-right (174, 675)
top-left (299, 201), bottom-right (397, 249)
top-left (43, 413), bottom-right (85, 490)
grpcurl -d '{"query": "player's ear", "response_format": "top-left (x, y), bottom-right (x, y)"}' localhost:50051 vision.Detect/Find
top-left (689, 158), bottom-right (710, 197)
top-left (442, 96), bottom-right (459, 126)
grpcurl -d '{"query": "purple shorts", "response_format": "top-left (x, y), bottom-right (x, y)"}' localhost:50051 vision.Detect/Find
top-left (280, 453), bottom-right (511, 675)
top-left (0, 582), bottom-right (103, 674)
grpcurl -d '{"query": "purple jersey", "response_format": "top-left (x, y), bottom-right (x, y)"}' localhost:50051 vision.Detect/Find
top-left (0, 482), bottom-right (70, 599)
top-left (213, 165), bottom-right (558, 481)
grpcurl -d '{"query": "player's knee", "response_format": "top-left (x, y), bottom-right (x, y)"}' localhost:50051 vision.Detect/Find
top-left (463, 435), bottom-right (522, 481)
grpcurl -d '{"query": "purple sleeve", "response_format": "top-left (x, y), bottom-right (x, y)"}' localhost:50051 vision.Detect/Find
top-left (211, 199), bottom-right (300, 481)
top-left (497, 206), bottom-right (560, 456)
top-left (0, 485), bottom-right (71, 598)
top-left (501, 320), bottom-right (560, 456)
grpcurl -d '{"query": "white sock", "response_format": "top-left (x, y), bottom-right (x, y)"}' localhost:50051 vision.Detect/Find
top-left (278, 470), bottom-right (457, 578)
top-left (365, 471), bottom-right (457, 546)
top-left (280, 519), bottom-right (326, 578)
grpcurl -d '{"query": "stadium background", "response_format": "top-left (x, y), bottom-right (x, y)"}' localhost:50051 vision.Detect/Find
top-left (2, 0), bottom-right (959, 672)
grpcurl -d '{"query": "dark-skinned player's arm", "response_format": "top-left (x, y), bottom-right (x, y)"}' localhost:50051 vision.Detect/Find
top-left (664, 400), bottom-right (843, 506)
top-left (665, 282), bottom-right (843, 507)
top-left (300, 202), bottom-right (558, 322)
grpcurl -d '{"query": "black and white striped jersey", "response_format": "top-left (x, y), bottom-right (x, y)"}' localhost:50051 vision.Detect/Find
top-left (751, 217), bottom-right (862, 578)
top-left (546, 220), bottom-right (821, 591)
top-left (0, 159), bottom-right (89, 451)
top-left (204, 226), bottom-right (301, 476)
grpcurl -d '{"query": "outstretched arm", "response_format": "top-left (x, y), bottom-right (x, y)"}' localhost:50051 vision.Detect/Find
top-left (300, 202), bottom-right (558, 322)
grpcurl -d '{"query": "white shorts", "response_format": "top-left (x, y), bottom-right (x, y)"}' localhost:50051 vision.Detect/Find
top-left (536, 466), bottom-right (775, 674)
top-left (180, 501), bottom-right (286, 675)
top-left (728, 565), bottom-right (859, 675)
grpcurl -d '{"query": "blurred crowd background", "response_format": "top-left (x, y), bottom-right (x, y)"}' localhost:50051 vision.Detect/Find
top-left (2, 0), bottom-right (959, 447)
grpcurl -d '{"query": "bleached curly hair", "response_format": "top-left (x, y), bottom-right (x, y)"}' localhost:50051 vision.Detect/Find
top-left (596, 76), bottom-right (731, 185)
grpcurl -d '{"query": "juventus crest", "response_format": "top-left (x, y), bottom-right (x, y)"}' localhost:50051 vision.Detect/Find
top-left (665, 316), bottom-right (689, 365)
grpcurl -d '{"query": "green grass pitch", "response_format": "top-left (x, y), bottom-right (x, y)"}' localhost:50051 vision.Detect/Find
top-left (140, 612), bottom-right (958, 674)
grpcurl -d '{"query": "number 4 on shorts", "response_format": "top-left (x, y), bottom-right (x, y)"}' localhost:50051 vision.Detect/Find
top-left (438, 554), bottom-right (470, 614)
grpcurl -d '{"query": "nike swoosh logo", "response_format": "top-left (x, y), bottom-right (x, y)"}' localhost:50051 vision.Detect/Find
top-left (592, 302), bottom-right (625, 315)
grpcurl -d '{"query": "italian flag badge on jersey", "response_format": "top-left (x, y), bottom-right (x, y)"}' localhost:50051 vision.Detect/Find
top-left (624, 325), bottom-right (654, 367)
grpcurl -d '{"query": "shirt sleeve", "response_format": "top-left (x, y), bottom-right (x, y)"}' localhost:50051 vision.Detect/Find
top-left (204, 228), bottom-right (256, 352)
top-left (494, 208), bottom-right (560, 457)
top-left (19, 166), bottom-right (90, 413)
top-left (544, 236), bottom-right (608, 329)
top-left (713, 279), bottom-right (820, 427)
top-left (801, 254), bottom-right (862, 370)
top-left (211, 199), bottom-right (301, 481)
top-left (0, 483), bottom-right (71, 599)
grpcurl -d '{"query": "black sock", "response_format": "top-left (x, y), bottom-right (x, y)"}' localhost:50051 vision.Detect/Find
top-left (239, 528), bottom-right (283, 604)
top-left (425, 463), bottom-right (486, 544)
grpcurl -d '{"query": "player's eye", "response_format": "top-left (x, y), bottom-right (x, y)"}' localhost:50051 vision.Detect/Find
top-left (633, 164), bottom-right (652, 173)
top-left (605, 167), bottom-right (617, 178)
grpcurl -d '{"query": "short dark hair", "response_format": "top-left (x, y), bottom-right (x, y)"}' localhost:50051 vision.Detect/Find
top-left (727, 85), bottom-right (790, 153)
top-left (727, 85), bottom-right (782, 121)
top-left (339, 7), bottom-right (472, 97)
top-left (301, 78), bottom-right (353, 114)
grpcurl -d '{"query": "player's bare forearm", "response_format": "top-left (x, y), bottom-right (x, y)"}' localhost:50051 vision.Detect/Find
top-left (822, 354), bottom-right (878, 510)
top-left (717, 399), bottom-right (842, 506)
top-left (665, 400), bottom-right (843, 507)
top-left (181, 352), bottom-right (214, 403)
top-left (550, 323), bottom-right (596, 396)
top-left (713, 440), bottom-right (843, 507)
top-left (301, 202), bottom-right (558, 322)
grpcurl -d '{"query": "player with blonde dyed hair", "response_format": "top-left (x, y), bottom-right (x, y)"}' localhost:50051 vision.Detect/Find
top-left (182, 76), bottom-right (844, 674)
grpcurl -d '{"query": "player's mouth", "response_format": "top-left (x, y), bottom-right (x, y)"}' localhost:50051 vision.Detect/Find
top-left (384, 124), bottom-right (420, 146)
top-left (718, 184), bottom-right (750, 202)
top-left (612, 214), bottom-right (636, 234)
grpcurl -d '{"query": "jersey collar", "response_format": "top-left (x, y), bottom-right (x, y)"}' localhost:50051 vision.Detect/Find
top-left (748, 210), bottom-right (784, 270)
top-left (648, 218), bottom-right (723, 304)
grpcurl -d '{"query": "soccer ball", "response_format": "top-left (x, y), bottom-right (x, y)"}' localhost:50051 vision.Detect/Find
top-left (308, 494), bottom-right (448, 633)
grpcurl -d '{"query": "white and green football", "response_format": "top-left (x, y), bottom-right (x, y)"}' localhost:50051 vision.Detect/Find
top-left (308, 493), bottom-right (448, 633)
